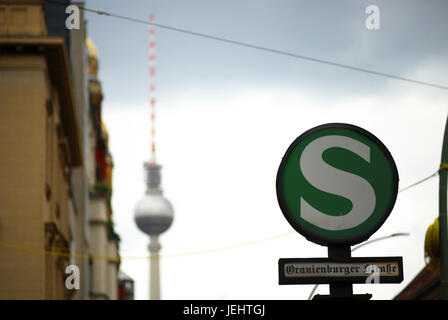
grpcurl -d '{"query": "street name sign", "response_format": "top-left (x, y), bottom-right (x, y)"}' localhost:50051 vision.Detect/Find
top-left (279, 257), bottom-right (403, 285)
top-left (276, 123), bottom-right (399, 246)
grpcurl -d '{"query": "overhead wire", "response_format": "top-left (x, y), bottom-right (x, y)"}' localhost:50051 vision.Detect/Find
top-left (0, 170), bottom-right (440, 261)
top-left (7, 1), bottom-right (442, 260)
top-left (44, 0), bottom-right (448, 90)
top-left (398, 170), bottom-right (438, 193)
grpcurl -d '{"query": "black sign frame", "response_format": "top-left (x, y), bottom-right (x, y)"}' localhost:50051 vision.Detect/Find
top-left (278, 256), bottom-right (403, 285)
top-left (276, 123), bottom-right (400, 246)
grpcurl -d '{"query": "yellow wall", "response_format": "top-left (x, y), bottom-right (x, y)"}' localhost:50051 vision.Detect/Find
top-left (0, 4), bottom-right (47, 36)
top-left (0, 55), bottom-right (48, 299)
top-left (0, 55), bottom-right (72, 299)
top-left (0, 2), bottom-right (120, 300)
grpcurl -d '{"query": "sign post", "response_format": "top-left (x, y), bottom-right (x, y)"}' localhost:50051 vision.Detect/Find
top-left (439, 116), bottom-right (448, 299)
top-left (276, 123), bottom-right (401, 299)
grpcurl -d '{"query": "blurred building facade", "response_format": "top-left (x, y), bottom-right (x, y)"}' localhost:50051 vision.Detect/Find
top-left (394, 219), bottom-right (441, 300)
top-left (0, 0), bottom-right (129, 299)
top-left (118, 270), bottom-right (135, 300)
top-left (85, 35), bottom-right (120, 300)
top-left (394, 266), bottom-right (440, 300)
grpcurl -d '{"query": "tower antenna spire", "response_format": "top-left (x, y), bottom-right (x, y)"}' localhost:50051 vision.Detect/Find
top-left (149, 13), bottom-right (157, 165)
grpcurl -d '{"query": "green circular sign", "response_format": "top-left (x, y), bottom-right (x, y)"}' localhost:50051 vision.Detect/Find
top-left (276, 123), bottom-right (399, 246)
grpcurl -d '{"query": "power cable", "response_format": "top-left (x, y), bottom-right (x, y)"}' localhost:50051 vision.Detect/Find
top-left (307, 232), bottom-right (411, 300)
top-left (398, 170), bottom-right (438, 193)
top-left (45, 0), bottom-right (448, 90)
top-left (0, 169), bottom-right (439, 260)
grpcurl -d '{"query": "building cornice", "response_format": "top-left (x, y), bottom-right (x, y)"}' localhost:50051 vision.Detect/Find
top-left (0, 36), bottom-right (83, 166)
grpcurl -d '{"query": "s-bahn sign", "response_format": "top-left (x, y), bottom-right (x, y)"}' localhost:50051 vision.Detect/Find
top-left (276, 123), bottom-right (399, 246)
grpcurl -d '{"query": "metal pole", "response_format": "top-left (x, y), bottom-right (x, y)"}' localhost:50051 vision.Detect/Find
top-left (149, 235), bottom-right (161, 300)
top-left (439, 115), bottom-right (448, 299)
top-left (327, 245), bottom-right (353, 297)
top-left (308, 232), bottom-right (410, 300)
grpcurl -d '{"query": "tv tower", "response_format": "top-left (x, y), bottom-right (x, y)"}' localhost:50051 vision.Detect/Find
top-left (134, 14), bottom-right (174, 300)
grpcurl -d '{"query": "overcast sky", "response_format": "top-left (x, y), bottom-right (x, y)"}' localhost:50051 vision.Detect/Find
top-left (84, 0), bottom-right (448, 300)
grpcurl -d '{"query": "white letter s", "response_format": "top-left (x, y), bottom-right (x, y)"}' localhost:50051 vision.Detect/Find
top-left (299, 135), bottom-right (376, 231)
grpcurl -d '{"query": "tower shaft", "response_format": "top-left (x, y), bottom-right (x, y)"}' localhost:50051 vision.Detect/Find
top-left (149, 235), bottom-right (161, 300)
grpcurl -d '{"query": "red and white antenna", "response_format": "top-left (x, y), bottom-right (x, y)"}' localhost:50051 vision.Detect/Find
top-left (135, 14), bottom-right (174, 301)
top-left (149, 13), bottom-right (157, 165)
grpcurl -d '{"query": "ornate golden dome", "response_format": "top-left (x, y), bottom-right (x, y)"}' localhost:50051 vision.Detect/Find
top-left (86, 38), bottom-right (99, 76)
top-left (101, 120), bottom-right (109, 144)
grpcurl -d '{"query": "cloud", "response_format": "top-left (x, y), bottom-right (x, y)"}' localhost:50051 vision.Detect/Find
top-left (87, 0), bottom-right (448, 300)
top-left (90, 0), bottom-right (448, 109)
top-left (103, 83), bottom-right (446, 299)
